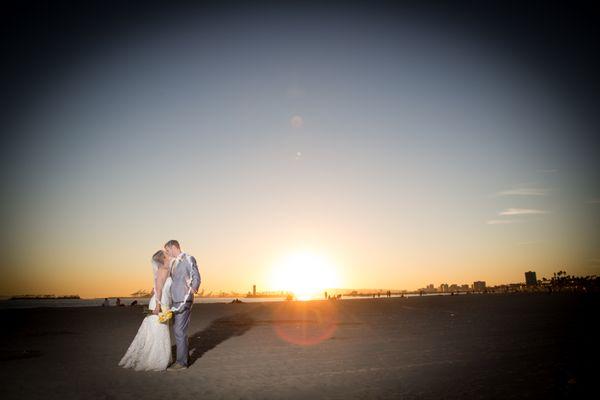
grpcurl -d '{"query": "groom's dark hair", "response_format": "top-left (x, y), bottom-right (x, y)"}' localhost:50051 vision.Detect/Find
top-left (164, 239), bottom-right (180, 249)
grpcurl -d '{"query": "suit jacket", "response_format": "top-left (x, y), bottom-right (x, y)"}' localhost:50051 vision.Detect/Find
top-left (170, 253), bottom-right (201, 303)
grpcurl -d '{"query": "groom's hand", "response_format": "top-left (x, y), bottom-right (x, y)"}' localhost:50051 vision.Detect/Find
top-left (153, 305), bottom-right (161, 315)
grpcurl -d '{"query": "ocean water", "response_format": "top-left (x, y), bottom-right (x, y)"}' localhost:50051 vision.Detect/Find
top-left (0, 292), bottom-right (459, 309)
top-left (0, 297), bottom-right (285, 309)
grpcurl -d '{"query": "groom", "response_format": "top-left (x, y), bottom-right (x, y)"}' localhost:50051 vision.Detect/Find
top-left (164, 239), bottom-right (201, 371)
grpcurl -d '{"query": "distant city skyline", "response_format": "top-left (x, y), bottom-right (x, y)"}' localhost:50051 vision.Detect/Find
top-left (2, 269), bottom-right (581, 299)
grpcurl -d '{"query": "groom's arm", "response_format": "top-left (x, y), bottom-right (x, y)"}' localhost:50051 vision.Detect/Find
top-left (189, 256), bottom-right (201, 293)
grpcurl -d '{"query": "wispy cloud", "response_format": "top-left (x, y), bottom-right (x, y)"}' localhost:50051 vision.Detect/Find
top-left (518, 241), bottom-right (540, 245)
top-left (486, 219), bottom-right (520, 225)
top-left (499, 208), bottom-right (548, 216)
top-left (586, 198), bottom-right (600, 204)
top-left (495, 187), bottom-right (547, 196)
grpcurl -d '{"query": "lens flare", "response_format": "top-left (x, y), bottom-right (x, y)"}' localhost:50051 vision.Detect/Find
top-left (271, 301), bottom-right (338, 346)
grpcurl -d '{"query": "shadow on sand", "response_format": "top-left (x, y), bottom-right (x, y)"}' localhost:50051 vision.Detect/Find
top-left (172, 311), bottom-right (255, 367)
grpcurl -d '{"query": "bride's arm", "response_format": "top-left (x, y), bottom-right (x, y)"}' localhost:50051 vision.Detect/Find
top-left (153, 266), bottom-right (169, 314)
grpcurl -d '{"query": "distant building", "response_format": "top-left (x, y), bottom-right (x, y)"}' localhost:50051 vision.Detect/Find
top-left (460, 284), bottom-right (470, 291)
top-left (440, 283), bottom-right (449, 293)
top-left (420, 284), bottom-right (437, 293)
top-left (252, 285), bottom-right (256, 296)
top-left (525, 271), bottom-right (537, 286)
top-left (473, 281), bottom-right (486, 292)
top-left (509, 283), bottom-right (523, 290)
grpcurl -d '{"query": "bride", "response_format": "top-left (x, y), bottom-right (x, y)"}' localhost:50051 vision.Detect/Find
top-left (119, 250), bottom-right (173, 371)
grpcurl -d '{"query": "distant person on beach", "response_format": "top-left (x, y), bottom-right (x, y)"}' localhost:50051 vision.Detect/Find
top-left (116, 298), bottom-right (123, 306)
top-left (102, 298), bottom-right (110, 307)
top-left (130, 300), bottom-right (138, 306)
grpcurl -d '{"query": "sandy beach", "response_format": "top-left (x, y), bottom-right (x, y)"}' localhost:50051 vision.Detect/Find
top-left (0, 293), bottom-right (595, 399)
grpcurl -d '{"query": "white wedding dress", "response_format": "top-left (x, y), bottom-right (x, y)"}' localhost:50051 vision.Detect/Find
top-left (119, 263), bottom-right (173, 371)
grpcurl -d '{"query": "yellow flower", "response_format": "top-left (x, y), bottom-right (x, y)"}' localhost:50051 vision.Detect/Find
top-left (158, 310), bottom-right (173, 323)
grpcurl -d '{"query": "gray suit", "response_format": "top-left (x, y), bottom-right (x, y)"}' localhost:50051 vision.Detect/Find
top-left (170, 253), bottom-right (201, 366)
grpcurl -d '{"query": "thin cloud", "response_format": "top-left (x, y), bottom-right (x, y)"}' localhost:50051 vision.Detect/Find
top-left (486, 219), bottom-right (520, 225)
top-left (499, 208), bottom-right (548, 216)
top-left (496, 187), bottom-right (547, 196)
top-left (518, 241), bottom-right (540, 245)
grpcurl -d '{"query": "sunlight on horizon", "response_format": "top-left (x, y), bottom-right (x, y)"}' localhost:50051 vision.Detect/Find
top-left (269, 251), bottom-right (341, 300)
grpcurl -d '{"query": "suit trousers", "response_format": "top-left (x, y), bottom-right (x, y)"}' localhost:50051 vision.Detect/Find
top-left (172, 301), bottom-right (193, 366)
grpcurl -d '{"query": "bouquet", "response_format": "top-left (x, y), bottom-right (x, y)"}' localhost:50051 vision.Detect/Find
top-left (158, 310), bottom-right (173, 323)
top-left (143, 308), bottom-right (173, 324)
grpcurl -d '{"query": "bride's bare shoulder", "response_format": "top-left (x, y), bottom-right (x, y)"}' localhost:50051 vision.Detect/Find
top-left (158, 264), bottom-right (170, 275)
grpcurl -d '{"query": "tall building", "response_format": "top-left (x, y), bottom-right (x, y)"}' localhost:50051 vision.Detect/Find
top-left (440, 283), bottom-right (449, 293)
top-left (525, 271), bottom-right (537, 286)
top-left (252, 284), bottom-right (256, 296)
top-left (473, 281), bottom-right (486, 291)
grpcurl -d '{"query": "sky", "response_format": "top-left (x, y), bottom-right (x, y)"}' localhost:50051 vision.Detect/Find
top-left (1, 1), bottom-right (599, 297)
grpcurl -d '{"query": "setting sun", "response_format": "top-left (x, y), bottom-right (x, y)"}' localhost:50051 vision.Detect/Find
top-left (270, 251), bottom-right (340, 300)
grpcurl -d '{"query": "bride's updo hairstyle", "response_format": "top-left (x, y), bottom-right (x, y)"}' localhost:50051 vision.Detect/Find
top-left (152, 250), bottom-right (166, 266)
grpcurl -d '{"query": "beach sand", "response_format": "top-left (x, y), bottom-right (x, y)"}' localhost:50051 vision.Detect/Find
top-left (0, 293), bottom-right (596, 399)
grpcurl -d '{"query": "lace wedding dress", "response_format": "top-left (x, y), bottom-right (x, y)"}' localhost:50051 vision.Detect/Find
top-left (119, 263), bottom-right (173, 371)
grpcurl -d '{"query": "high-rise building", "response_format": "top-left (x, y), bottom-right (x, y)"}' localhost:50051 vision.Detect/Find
top-left (440, 283), bottom-right (449, 293)
top-left (253, 284), bottom-right (256, 296)
top-left (525, 271), bottom-right (537, 286)
top-left (473, 281), bottom-right (486, 291)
